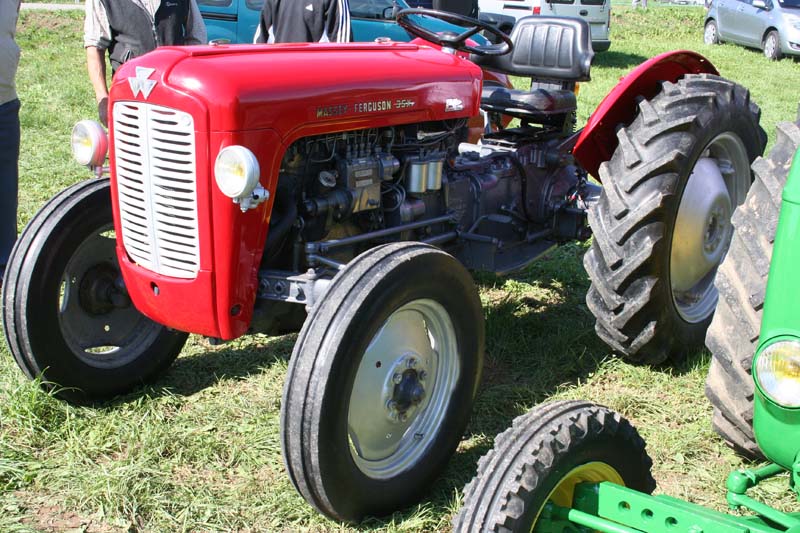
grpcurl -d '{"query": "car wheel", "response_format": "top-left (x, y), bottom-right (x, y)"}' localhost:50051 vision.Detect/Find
top-left (281, 242), bottom-right (484, 522)
top-left (584, 74), bottom-right (766, 364)
top-left (764, 31), bottom-right (783, 60)
top-left (454, 400), bottom-right (656, 532)
top-left (2, 178), bottom-right (188, 403)
top-left (704, 20), bottom-right (720, 45)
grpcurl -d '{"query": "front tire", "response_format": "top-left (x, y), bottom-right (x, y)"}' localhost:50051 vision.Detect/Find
top-left (704, 20), bottom-right (720, 45)
top-left (585, 74), bottom-right (766, 364)
top-left (764, 31), bottom-right (782, 60)
top-left (281, 243), bottom-right (484, 522)
top-left (705, 121), bottom-right (800, 458)
top-left (2, 179), bottom-right (188, 402)
top-left (454, 401), bottom-right (655, 532)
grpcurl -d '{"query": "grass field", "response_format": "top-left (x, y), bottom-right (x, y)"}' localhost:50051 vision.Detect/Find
top-left (2, 7), bottom-right (800, 533)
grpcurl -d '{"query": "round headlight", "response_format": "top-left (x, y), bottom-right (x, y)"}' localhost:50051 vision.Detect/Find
top-left (71, 120), bottom-right (108, 167)
top-left (214, 146), bottom-right (260, 199)
top-left (755, 340), bottom-right (800, 408)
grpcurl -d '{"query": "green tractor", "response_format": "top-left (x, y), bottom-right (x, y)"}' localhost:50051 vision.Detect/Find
top-left (453, 119), bottom-right (800, 532)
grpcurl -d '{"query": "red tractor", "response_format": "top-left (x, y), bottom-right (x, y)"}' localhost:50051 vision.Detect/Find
top-left (3, 9), bottom-right (765, 523)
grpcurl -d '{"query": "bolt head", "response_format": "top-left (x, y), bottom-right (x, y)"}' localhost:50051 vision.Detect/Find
top-left (418, 370), bottom-right (427, 381)
top-left (393, 373), bottom-right (403, 384)
top-left (407, 358), bottom-right (417, 369)
top-left (387, 400), bottom-right (398, 411)
top-left (400, 413), bottom-right (409, 422)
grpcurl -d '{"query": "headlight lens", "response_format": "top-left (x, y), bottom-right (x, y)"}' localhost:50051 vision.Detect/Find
top-left (755, 340), bottom-right (800, 408)
top-left (71, 120), bottom-right (108, 167)
top-left (214, 145), bottom-right (260, 199)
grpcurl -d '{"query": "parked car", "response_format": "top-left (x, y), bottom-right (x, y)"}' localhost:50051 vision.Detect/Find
top-left (705, 0), bottom-right (800, 60)
top-left (199, 0), bottom-right (489, 44)
top-left (479, 0), bottom-right (611, 50)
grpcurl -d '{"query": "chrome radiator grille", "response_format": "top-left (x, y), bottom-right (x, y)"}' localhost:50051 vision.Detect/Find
top-left (113, 102), bottom-right (200, 279)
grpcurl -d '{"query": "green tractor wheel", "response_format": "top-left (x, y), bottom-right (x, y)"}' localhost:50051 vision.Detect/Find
top-left (454, 401), bottom-right (656, 532)
top-left (705, 120), bottom-right (800, 458)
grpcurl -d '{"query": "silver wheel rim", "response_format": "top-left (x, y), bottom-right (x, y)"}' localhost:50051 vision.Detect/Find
top-left (765, 35), bottom-right (777, 57)
top-left (704, 23), bottom-right (716, 44)
top-left (58, 224), bottom-right (165, 368)
top-left (347, 299), bottom-right (459, 480)
top-left (670, 133), bottom-right (750, 323)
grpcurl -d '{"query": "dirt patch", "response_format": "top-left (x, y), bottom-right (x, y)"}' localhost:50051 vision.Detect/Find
top-left (14, 494), bottom-right (131, 533)
top-left (19, 12), bottom-right (83, 34)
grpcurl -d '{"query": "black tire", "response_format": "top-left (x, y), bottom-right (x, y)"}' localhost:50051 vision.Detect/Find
top-left (454, 400), bottom-right (656, 532)
top-left (704, 19), bottom-right (720, 45)
top-left (705, 121), bottom-right (800, 458)
top-left (764, 30), bottom-right (782, 61)
top-left (585, 74), bottom-right (766, 364)
top-left (2, 178), bottom-right (188, 403)
top-left (281, 242), bottom-right (484, 522)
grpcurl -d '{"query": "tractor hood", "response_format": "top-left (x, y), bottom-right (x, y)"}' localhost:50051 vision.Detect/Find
top-left (109, 43), bottom-right (483, 137)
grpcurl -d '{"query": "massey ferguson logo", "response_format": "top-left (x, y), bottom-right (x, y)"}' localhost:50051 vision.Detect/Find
top-left (128, 67), bottom-right (157, 100)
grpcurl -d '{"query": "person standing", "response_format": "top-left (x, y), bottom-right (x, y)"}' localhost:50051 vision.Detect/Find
top-left (254, 0), bottom-right (351, 43)
top-left (84, 0), bottom-right (207, 126)
top-left (0, 0), bottom-right (21, 280)
top-left (632, 0), bottom-right (648, 8)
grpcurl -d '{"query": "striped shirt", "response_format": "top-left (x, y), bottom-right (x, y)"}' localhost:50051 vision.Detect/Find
top-left (254, 0), bottom-right (351, 43)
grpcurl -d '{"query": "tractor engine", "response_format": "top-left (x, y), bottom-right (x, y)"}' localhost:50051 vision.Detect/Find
top-left (262, 120), bottom-right (593, 280)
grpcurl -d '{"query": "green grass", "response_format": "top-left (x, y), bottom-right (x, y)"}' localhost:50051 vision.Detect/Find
top-left (2, 8), bottom-right (799, 533)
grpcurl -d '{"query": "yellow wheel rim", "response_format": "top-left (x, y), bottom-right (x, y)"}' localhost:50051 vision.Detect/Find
top-left (532, 461), bottom-right (625, 532)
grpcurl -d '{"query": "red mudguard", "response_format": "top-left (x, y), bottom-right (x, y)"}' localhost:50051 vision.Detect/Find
top-left (573, 50), bottom-right (718, 180)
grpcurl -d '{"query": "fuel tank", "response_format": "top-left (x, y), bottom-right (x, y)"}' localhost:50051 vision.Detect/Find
top-left (113, 42), bottom-right (483, 137)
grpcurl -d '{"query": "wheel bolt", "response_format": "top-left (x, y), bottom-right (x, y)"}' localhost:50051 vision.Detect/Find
top-left (393, 373), bottom-right (403, 384)
top-left (419, 371), bottom-right (427, 381)
top-left (407, 358), bottom-right (417, 369)
top-left (400, 413), bottom-right (408, 422)
top-left (387, 400), bottom-right (398, 412)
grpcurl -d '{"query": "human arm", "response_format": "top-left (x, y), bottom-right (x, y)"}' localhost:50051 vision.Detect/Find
top-left (185, 0), bottom-right (208, 45)
top-left (86, 46), bottom-right (109, 126)
top-left (325, 0), bottom-right (351, 42)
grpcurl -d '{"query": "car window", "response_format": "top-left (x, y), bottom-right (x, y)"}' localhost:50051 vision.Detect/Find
top-left (245, 0), bottom-right (264, 9)
top-left (778, 0), bottom-right (800, 6)
top-left (547, 0), bottom-right (577, 4)
top-left (198, 0), bottom-right (234, 6)
top-left (580, 0), bottom-right (606, 5)
top-left (350, 0), bottom-right (398, 19)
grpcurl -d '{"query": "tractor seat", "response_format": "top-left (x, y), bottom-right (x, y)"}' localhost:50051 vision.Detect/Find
top-left (480, 85), bottom-right (576, 119)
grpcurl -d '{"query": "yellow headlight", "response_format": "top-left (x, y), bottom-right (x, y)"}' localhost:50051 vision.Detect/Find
top-left (71, 120), bottom-right (108, 167)
top-left (214, 145), bottom-right (260, 199)
top-left (755, 340), bottom-right (800, 408)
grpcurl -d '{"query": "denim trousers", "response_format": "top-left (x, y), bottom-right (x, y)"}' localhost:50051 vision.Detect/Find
top-left (0, 98), bottom-right (19, 270)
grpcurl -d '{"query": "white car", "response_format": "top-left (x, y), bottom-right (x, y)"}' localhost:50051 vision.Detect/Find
top-left (479, 0), bottom-right (611, 50)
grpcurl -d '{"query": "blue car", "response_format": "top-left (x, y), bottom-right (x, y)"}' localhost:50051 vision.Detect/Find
top-left (199, 0), bottom-right (489, 44)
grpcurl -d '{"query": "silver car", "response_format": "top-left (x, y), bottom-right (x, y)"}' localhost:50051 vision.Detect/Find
top-left (705, 0), bottom-right (800, 60)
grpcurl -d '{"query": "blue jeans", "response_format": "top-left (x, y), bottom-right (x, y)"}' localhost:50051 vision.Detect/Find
top-left (0, 98), bottom-right (19, 271)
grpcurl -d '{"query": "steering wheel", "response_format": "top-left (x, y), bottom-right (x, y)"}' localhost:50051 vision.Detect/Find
top-left (396, 8), bottom-right (513, 57)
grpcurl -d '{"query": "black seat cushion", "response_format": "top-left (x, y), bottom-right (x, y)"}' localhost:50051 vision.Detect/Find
top-left (481, 86), bottom-right (576, 119)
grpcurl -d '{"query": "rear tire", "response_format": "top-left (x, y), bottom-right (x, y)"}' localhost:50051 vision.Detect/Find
top-left (2, 179), bottom-right (188, 403)
top-left (764, 31), bottom-right (782, 61)
top-left (454, 401), bottom-right (656, 532)
top-left (705, 121), bottom-right (800, 458)
top-left (281, 242), bottom-right (484, 522)
top-left (585, 74), bottom-right (766, 364)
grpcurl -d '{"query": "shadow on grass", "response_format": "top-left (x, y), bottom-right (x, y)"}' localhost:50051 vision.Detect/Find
top-left (594, 50), bottom-right (650, 69)
top-left (111, 334), bottom-right (296, 403)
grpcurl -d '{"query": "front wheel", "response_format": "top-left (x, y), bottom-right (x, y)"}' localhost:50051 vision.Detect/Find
top-left (454, 401), bottom-right (656, 532)
top-left (281, 242), bottom-right (484, 522)
top-left (764, 31), bottom-right (783, 61)
top-left (585, 74), bottom-right (766, 364)
top-left (704, 20), bottom-right (720, 45)
top-left (2, 179), bottom-right (188, 403)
